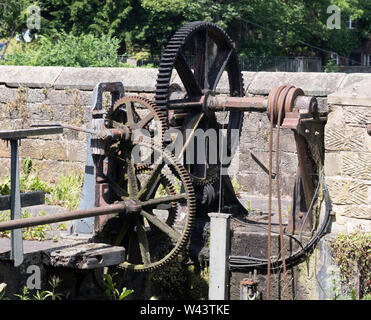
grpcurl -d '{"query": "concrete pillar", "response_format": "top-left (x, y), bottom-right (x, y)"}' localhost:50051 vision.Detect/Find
top-left (208, 212), bottom-right (231, 300)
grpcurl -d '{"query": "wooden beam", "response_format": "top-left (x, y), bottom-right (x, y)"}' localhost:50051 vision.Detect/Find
top-left (0, 191), bottom-right (45, 211)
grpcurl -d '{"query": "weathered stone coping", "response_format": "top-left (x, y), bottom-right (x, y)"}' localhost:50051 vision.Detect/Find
top-left (1, 66), bottom-right (371, 97)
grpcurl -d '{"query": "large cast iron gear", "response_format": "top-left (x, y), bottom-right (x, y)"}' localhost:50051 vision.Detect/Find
top-left (154, 21), bottom-right (244, 186)
top-left (109, 142), bottom-right (196, 272)
top-left (94, 95), bottom-right (196, 271)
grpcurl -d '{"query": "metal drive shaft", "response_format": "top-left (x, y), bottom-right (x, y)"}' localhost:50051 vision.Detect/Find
top-left (0, 203), bottom-right (126, 232)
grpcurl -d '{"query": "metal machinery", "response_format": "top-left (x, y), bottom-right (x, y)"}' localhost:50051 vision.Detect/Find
top-left (0, 22), bottom-right (328, 276)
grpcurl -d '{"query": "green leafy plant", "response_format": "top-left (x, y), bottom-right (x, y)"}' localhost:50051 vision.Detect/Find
top-left (324, 59), bottom-right (340, 73)
top-left (102, 273), bottom-right (134, 300)
top-left (1, 32), bottom-right (130, 68)
top-left (331, 231), bottom-right (371, 299)
top-left (40, 276), bottom-right (64, 300)
top-left (231, 177), bottom-right (241, 196)
top-left (14, 286), bottom-right (31, 300)
top-left (48, 172), bottom-right (84, 210)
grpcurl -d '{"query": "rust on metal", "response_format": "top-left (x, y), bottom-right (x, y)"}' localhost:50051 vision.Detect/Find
top-left (0, 203), bottom-right (127, 232)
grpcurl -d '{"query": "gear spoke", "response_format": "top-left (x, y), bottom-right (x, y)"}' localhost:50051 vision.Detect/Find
top-left (134, 113), bottom-right (154, 130)
top-left (141, 193), bottom-right (187, 207)
top-left (125, 101), bottom-right (136, 127)
top-left (194, 29), bottom-right (209, 89)
top-left (175, 52), bottom-right (202, 97)
top-left (140, 210), bottom-right (181, 241)
top-left (135, 216), bottom-right (151, 266)
top-left (114, 220), bottom-right (131, 246)
top-left (107, 175), bottom-right (129, 198)
top-left (209, 48), bottom-right (233, 91)
top-left (137, 157), bottom-right (165, 200)
top-left (125, 155), bottom-right (139, 197)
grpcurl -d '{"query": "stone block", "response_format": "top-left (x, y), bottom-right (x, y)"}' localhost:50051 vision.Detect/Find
top-left (19, 139), bottom-right (43, 160)
top-left (342, 152), bottom-right (371, 180)
top-left (0, 139), bottom-right (10, 158)
top-left (46, 89), bottom-right (93, 106)
top-left (336, 205), bottom-right (371, 220)
top-left (0, 66), bottom-right (63, 88)
top-left (339, 73), bottom-right (371, 91)
top-left (0, 87), bottom-right (17, 103)
top-left (326, 177), bottom-right (368, 205)
top-left (54, 67), bottom-right (158, 92)
top-left (324, 152), bottom-right (342, 177)
top-left (325, 126), bottom-right (366, 152)
top-left (343, 106), bottom-right (371, 128)
top-left (328, 78), bottom-right (371, 106)
top-left (39, 140), bottom-right (68, 161)
top-left (32, 160), bottom-right (85, 182)
top-left (338, 215), bottom-right (371, 233)
top-left (66, 140), bottom-right (88, 162)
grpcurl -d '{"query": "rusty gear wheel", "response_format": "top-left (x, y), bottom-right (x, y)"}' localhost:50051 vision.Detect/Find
top-left (105, 142), bottom-right (196, 272)
top-left (109, 95), bottom-right (168, 146)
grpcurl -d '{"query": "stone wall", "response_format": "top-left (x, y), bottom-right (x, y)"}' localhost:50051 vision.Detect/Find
top-left (0, 66), bottom-right (370, 231)
top-left (325, 79), bottom-right (371, 233)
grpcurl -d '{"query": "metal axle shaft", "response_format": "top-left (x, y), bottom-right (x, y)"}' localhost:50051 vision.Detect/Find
top-left (0, 203), bottom-right (126, 232)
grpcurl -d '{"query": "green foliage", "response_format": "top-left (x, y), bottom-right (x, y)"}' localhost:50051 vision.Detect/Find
top-left (47, 171), bottom-right (84, 210)
top-left (5, 276), bottom-right (64, 300)
top-left (331, 231), bottom-right (371, 298)
top-left (324, 59), bottom-right (340, 72)
top-left (0, 158), bottom-right (52, 195)
top-left (40, 276), bottom-right (64, 300)
top-left (0, 1), bottom-right (33, 37)
top-left (150, 253), bottom-right (209, 299)
top-left (102, 273), bottom-right (134, 300)
top-left (1, 32), bottom-right (130, 67)
top-left (14, 286), bottom-right (31, 300)
top-left (2, 0), bottom-right (370, 64)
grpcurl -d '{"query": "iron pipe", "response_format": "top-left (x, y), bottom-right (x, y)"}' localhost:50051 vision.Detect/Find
top-left (0, 203), bottom-right (126, 232)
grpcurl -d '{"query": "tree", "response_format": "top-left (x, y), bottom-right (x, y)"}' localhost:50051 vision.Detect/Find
top-left (0, 0), bottom-right (34, 57)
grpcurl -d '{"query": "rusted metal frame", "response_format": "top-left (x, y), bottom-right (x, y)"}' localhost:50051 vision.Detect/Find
top-left (293, 131), bottom-right (316, 233)
top-left (0, 203), bottom-right (127, 232)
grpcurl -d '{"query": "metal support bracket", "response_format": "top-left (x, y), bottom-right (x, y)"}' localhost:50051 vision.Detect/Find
top-left (71, 82), bottom-right (125, 236)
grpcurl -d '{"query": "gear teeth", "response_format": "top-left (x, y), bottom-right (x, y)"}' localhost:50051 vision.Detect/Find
top-left (117, 142), bottom-right (196, 272)
top-left (111, 96), bottom-right (168, 147)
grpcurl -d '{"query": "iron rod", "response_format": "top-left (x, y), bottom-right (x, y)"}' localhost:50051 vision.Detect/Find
top-left (0, 203), bottom-right (126, 232)
top-left (10, 139), bottom-right (23, 266)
